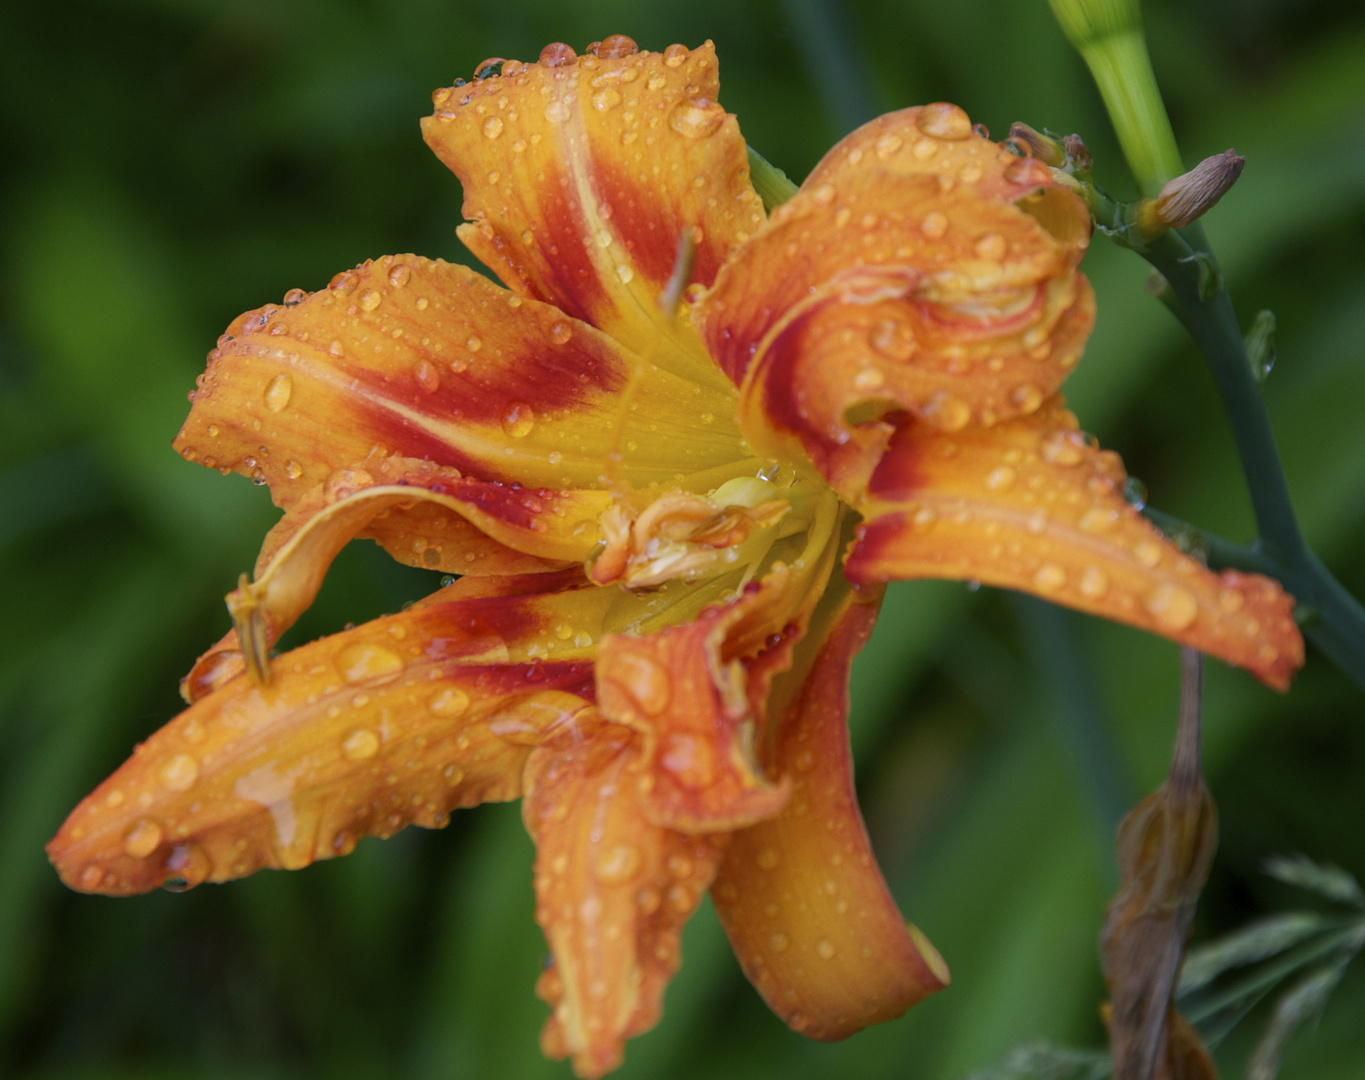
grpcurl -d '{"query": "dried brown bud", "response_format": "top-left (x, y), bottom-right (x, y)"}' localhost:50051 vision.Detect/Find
top-left (1143, 149), bottom-right (1245, 232)
top-left (1063, 133), bottom-right (1093, 172)
top-left (1008, 122), bottom-right (1066, 167)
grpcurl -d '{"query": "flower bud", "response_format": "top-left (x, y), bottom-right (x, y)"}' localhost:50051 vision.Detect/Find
top-left (1136, 149), bottom-right (1244, 234)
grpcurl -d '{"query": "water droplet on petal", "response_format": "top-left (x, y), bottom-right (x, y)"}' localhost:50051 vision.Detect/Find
top-left (1011, 383), bottom-right (1044, 413)
top-left (539, 42), bottom-right (576, 67)
top-left (414, 359), bottom-right (441, 392)
top-left (124, 820), bottom-right (163, 858)
top-left (817, 939), bottom-right (836, 960)
top-left (162, 843), bottom-right (211, 891)
top-left (668, 97), bottom-right (725, 139)
top-left (263, 373), bottom-right (293, 412)
top-left (158, 754), bottom-right (199, 792)
top-left (466, 335), bottom-right (482, 353)
top-left (594, 845), bottom-right (642, 884)
top-left (985, 465), bottom-right (1016, 491)
top-left (596, 34), bottom-right (638, 58)
top-left (663, 43), bottom-right (689, 67)
top-left (543, 99), bottom-right (570, 123)
top-left (1145, 583), bottom-right (1198, 630)
top-left (1079, 565), bottom-right (1110, 598)
top-left (1134, 541), bottom-right (1162, 568)
top-left (285, 460), bottom-right (303, 480)
top-left (548, 321), bottom-right (572, 345)
top-left (342, 728), bottom-right (381, 760)
top-left (387, 263), bottom-right (411, 287)
top-left (923, 392), bottom-right (971, 431)
top-left (875, 133), bottom-right (903, 159)
top-left (757, 845), bottom-right (780, 871)
top-left (502, 401), bottom-right (535, 438)
top-left (1079, 508), bottom-right (1117, 532)
top-left (481, 116), bottom-right (504, 139)
top-left (1041, 430), bottom-right (1085, 465)
top-left (335, 642), bottom-right (405, 685)
top-left (916, 102), bottom-right (973, 140)
top-left (1033, 563), bottom-right (1067, 591)
top-left (79, 864), bottom-right (104, 890)
top-left (869, 318), bottom-right (915, 361)
top-left (359, 288), bottom-right (383, 312)
top-left (591, 88), bottom-right (622, 111)
top-left (428, 686), bottom-right (470, 716)
top-left (769, 933), bottom-right (790, 953)
top-left (975, 232), bottom-right (1006, 260)
top-left (920, 211), bottom-right (948, 239)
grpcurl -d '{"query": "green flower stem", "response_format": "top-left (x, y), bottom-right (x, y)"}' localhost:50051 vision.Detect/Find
top-left (1047, 0), bottom-right (1183, 193)
top-left (747, 146), bottom-right (799, 212)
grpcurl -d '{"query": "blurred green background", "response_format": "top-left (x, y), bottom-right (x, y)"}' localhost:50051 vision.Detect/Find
top-left (3, 0), bottom-right (1364, 1077)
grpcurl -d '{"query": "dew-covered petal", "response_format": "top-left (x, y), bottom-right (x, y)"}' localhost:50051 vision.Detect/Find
top-left (596, 583), bottom-right (793, 834)
top-left (175, 255), bottom-right (746, 502)
top-left (712, 588), bottom-right (949, 1039)
top-left (422, 40), bottom-right (762, 393)
top-left (846, 400), bottom-right (1303, 689)
top-left (48, 573), bottom-right (603, 895)
top-left (695, 106), bottom-right (1092, 498)
top-left (524, 719), bottom-right (726, 1079)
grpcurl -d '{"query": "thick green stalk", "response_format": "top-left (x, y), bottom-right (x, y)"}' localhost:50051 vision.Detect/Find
top-left (1047, 0), bottom-right (1183, 192)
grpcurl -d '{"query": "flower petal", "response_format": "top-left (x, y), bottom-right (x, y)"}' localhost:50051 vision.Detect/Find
top-left (48, 573), bottom-right (602, 895)
top-left (595, 582), bottom-right (792, 833)
top-left (174, 254), bottom-right (747, 502)
top-left (695, 106), bottom-right (1092, 496)
top-left (421, 40), bottom-right (762, 391)
top-left (711, 585), bottom-right (949, 1039)
top-left (846, 400), bottom-right (1303, 688)
top-left (523, 718), bottom-right (726, 1079)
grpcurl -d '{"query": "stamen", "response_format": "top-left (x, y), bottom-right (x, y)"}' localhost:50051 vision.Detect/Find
top-left (227, 573), bottom-right (272, 685)
top-left (659, 228), bottom-right (699, 320)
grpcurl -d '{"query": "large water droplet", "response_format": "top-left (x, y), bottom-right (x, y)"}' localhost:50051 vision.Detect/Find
top-left (916, 102), bottom-right (973, 140)
top-left (124, 820), bottom-right (163, 858)
top-left (539, 42), bottom-right (576, 67)
top-left (591, 88), bottom-right (622, 111)
top-left (482, 116), bottom-right (504, 139)
top-left (548, 321), bottom-right (573, 345)
top-left (342, 728), bottom-right (381, 760)
top-left (1033, 563), bottom-right (1066, 591)
top-left (1145, 582), bottom-right (1198, 630)
top-left (1079, 565), bottom-right (1110, 599)
top-left (502, 401), bottom-right (536, 438)
top-left (975, 232), bottom-right (1007, 260)
top-left (1011, 383), bottom-right (1044, 414)
top-left (594, 844), bottom-right (642, 885)
top-left (1041, 430), bottom-right (1084, 465)
top-left (388, 263), bottom-right (411, 287)
top-left (543, 99), bottom-right (570, 123)
top-left (414, 359), bottom-right (441, 392)
top-left (875, 133), bottom-right (903, 159)
top-left (663, 43), bottom-right (689, 67)
top-left (158, 754), bottom-right (199, 792)
top-left (263, 373), bottom-right (293, 412)
top-left (335, 642), bottom-right (405, 684)
top-left (869, 318), bottom-right (915, 361)
top-left (668, 97), bottom-right (725, 139)
top-left (162, 842), bottom-right (211, 891)
top-left (428, 686), bottom-right (470, 717)
top-left (596, 34), bottom-right (638, 58)
top-left (920, 211), bottom-right (948, 239)
top-left (359, 288), bottom-right (383, 312)
top-left (285, 460), bottom-right (303, 480)
top-left (923, 392), bottom-right (971, 431)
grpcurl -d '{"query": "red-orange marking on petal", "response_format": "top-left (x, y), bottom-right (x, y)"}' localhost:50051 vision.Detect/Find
top-left (697, 106), bottom-right (1091, 499)
top-left (524, 720), bottom-right (726, 1079)
top-left (48, 581), bottom-right (600, 896)
top-left (422, 40), bottom-right (758, 392)
top-left (596, 581), bottom-right (790, 833)
top-left (847, 400), bottom-right (1303, 688)
top-left (713, 590), bottom-right (948, 1039)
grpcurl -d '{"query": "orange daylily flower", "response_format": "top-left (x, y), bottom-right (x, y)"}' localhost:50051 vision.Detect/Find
top-left (48, 35), bottom-right (1303, 1078)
